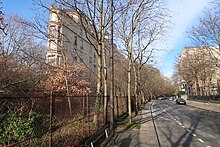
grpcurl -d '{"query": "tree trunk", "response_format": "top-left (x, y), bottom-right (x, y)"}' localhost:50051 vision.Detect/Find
top-left (61, 35), bottom-right (72, 116)
top-left (195, 78), bottom-right (200, 97)
top-left (137, 65), bottom-right (141, 106)
top-left (102, 28), bottom-right (108, 123)
top-left (128, 53), bottom-right (132, 124)
top-left (94, 0), bottom-right (104, 125)
top-left (132, 59), bottom-right (138, 115)
top-left (127, 0), bottom-right (135, 124)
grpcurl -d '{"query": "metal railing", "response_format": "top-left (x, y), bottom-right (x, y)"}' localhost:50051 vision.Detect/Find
top-left (0, 92), bottom-right (129, 146)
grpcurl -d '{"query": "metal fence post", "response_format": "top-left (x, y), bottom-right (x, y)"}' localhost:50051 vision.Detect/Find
top-left (82, 92), bottom-right (85, 135)
top-left (86, 92), bottom-right (90, 135)
top-left (49, 91), bottom-right (53, 147)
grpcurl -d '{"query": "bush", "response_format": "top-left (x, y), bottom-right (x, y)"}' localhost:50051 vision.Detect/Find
top-left (0, 111), bottom-right (46, 145)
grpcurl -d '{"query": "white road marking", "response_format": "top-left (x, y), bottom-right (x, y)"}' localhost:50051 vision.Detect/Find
top-left (198, 138), bottom-right (204, 143)
top-left (206, 146), bottom-right (211, 147)
top-left (161, 117), bottom-right (171, 121)
top-left (158, 101), bottom-right (212, 146)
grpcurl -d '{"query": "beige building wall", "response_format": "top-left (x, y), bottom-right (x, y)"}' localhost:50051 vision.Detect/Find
top-left (46, 7), bottom-right (97, 69)
top-left (179, 47), bottom-right (220, 96)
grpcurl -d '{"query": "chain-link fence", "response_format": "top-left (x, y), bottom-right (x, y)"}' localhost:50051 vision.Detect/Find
top-left (0, 94), bottom-right (50, 146)
top-left (0, 92), bottom-right (129, 146)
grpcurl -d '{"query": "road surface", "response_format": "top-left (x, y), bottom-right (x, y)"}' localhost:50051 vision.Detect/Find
top-left (152, 100), bottom-right (220, 147)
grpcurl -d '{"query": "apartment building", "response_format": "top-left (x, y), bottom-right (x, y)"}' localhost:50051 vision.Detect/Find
top-left (179, 47), bottom-right (220, 96)
top-left (46, 7), bottom-right (98, 68)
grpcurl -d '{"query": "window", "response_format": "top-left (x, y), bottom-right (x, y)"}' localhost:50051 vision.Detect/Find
top-left (71, 49), bottom-right (78, 62)
top-left (49, 40), bottom-right (57, 51)
top-left (74, 36), bottom-right (77, 46)
top-left (89, 56), bottom-right (92, 63)
top-left (51, 12), bottom-right (58, 21)
top-left (57, 39), bottom-right (61, 45)
top-left (47, 55), bottom-right (56, 64)
top-left (73, 56), bottom-right (77, 61)
top-left (93, 52), bottom-right (96, 64)
top-left (93, 58), bottom-right (96, 64)
top-left (49, 26), bottom-right (56, 37)
top-left (80, 40), bottom-right (83, 49)
top-left (94, 52), bottom-right (96, 58)
top-left (58, 26), bottom-right (61, 38)
top-left (80, 54), bottom-right (83, 61)
top-left (56, 55), bottom-right (61, 65)
top-left (80, 28), bottom-right (83, 36)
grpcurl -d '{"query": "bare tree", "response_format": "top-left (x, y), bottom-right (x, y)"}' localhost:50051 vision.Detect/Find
top-left (132, 6), bottom-right (170, 113)
top-left (186, 0), bottom-right (220, 67)
top-left (31, 0), bottom-right (115, 123)
top-left (139, 64), bottom-right (174, 99)
top-left (115, 0), bottom-right (171, 123)
top-left (177, 47), bottom-right (215, 96)
top-left (0, 15), bottom-right (45, 95)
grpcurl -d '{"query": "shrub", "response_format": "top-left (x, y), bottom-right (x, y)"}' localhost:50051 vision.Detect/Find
top-left (0, 111), bottom-right (46, 145)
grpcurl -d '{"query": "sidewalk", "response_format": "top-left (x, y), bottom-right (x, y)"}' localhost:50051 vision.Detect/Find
top-left (102, 101), bottom-right (159, 147)
top-left (186, 100), bottom-right (220, 113)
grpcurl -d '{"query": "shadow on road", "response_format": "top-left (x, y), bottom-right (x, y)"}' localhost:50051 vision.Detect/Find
top-left (117, 134), bottom-right (132, 147)
top-left (154, 101), bottom-right (201, 147)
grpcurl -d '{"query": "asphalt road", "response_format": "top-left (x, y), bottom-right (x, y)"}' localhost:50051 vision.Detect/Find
top-left (152, 100), bottom-right (220, 147)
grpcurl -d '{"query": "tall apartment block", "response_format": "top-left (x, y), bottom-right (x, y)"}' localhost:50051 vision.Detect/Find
top-left (46, 7), bottom-right (97, 68)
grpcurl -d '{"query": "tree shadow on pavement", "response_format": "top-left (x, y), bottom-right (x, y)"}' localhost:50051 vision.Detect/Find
top-left (107, 125), bottom-right (139, 147)
top-left (133, 106), bottom-right (172, 124)
top-left (117, 134), bottom-right (132, 147)
top-left (156, 107), bottom-right (201, 147)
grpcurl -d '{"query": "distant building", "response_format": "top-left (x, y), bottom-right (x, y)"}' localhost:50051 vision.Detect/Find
top-left (46, 7), bottom-right (98, 68)
top-left (178, 47), bottom-right (220, 96)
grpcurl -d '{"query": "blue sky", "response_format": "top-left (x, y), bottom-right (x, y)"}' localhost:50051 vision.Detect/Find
top-left (157, 0), bottom-right (211, 78)
top-left (2, 0), bottom-right (35, 19)
top-left (1, 0), bottom-right (211, 78)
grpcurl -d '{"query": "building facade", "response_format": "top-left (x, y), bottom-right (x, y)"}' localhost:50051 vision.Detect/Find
top-left (178, 47), bottom-right (220, 96)
top-left (46, 7), bottom-right (97, 68)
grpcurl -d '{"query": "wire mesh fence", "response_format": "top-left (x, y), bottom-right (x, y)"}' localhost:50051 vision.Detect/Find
top-left (0, 92), bottom-right (129, 146)
top-left (0, 94), bottom-right (50, 146)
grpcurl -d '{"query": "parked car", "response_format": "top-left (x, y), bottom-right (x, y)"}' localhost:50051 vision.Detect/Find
top-left (158, 97), bottom-right (164, 100)
top-left (158, 97), bottom-right (167, 100)
top-left (176, 98), bottom-right (186, 105)
top-left (169, 97), bottom-right (175, 101)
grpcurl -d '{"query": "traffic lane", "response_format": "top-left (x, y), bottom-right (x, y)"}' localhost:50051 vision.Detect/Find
top-left (174, 104), bottom-right (220, 146)
top-left (164, 100), bottom-right (220, 146)
top-left (152, 101), bottom-right (205, 147)
top-left (162, 100), bottom-right (220, 146)
top-left (154, 113), bottom-right (204, 147)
